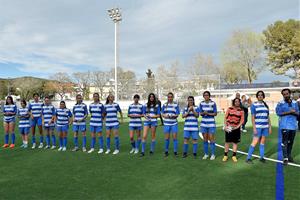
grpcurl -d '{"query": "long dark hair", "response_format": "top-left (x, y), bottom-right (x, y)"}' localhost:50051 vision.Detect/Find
top-left (20, 99), bottom-right (27, 107)
top-left (256, 90), bottom-right (269, 109)
top-left (187, 96), bottom-right (195, 110)
top-left (147, 93), bottom-right (157, 112)
top-left (106, 94), bottom-right (114, 105)
top-left (5, 96), bottom-right (14, 105)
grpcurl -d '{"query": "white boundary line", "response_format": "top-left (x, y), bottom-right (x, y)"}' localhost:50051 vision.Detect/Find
top-left (199, 132), bottom-right (300, 168)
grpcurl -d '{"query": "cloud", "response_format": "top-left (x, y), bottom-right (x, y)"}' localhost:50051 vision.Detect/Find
top-left (0, 0), bottom-right (298, 82)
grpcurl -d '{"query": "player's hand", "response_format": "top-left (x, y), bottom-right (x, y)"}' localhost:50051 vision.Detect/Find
top-left (269, 127), bottom-right (272, 134)
top-left (253, 128), bottom-right (257, 135)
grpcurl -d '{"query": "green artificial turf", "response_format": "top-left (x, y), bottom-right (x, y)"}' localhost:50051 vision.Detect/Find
top-left (0, 114), bottom-right (299, 200)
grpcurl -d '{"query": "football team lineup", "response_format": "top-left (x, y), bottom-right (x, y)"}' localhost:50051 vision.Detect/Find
top-left (2, 89), bottom-right (299, 167)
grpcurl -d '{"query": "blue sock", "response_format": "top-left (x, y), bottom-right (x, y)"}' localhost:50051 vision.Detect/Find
top-left (193, 143), bottom-right (198, 154)
top-left (173, 139), bottom-right (178, 153)
top-left (150, 140), bottom-right (156, 152)
top-left (91, 137), bottom-right (96, 148)
top-left (114, 137), bottom-right (120, 150)
top-left (142, 142), bottom-right (146, 153)
top-left (99, 136), bottom-right (104, 149)
top-left (52, 135), bottom-right (56, 146)
top-left (203, 141), bottom-right (209, 155)
top-left (131, 140), bottom-right (136, 148)
top-left (4, 134), bottom-right (9, 144)
top-left (106, 137), bottom-right (111, 150)
top-left (59, 137), bottom-right (63, 147)
top-left (259, 144), bottom-right (265, 158)
top-left (46, 135), bottom-right (50, 146)
top-left (83, 136), bottom-right (87, 148)
top-left (247, 145), bottom-right (255, 160)
top-left (32, 135), bottom-right (36, 144)
top-left (74, 137), bottom-right (78, 147)
top-left (165, 139), bottom-right (170, 152)
top-left (40, 136), bottom-right (44, 143)
top-left (183, 143), bottom-right (188, 153)
top-left (11, 133), bottom-right (15, 144)
top-left (136, 139), bottom-right (141, 150)
top-left (210, 142), bottom-right (215, 155)
top-left (63, 137), bottom-right (67, 148)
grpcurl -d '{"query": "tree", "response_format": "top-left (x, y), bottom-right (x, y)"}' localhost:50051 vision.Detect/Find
top-left (221, 61), bottom-right (248, 84)
top-left (13, 77), bottom-right (44, 100)
top-left (222, 30), bottom-right (265, 84)
top-left (72, 72), bottom-right (91, 100)
top-left (110, 67), bottom-right (136, 100)
top-left (263, 19), bottom-right (300, 79)
top-left (144, 69), bottom-right (155, 97)
top-left (91, 71), bottom-right (112, 100)
top-left (156, 61), bottom-right (180, 95)
top-left (45, 72), bottom-right (74, 100)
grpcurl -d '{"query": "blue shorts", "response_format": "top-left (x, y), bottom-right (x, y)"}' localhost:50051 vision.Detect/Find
top-left (129, 126), bottom-right (142, 131)
top-left (200, 127), bottom-right (216, 134)
top-left (184, 131), bottom-right (199, 140)
top-left (19, 127), bottom-right (30, 135)
top-left (56, 125), bottom-right (69, 132)
top-left (73, 125), bottom-right (86, 132)
top-left (254, 128), bottom-right (269, 137)
top-left (31, 117), bottom-right (42, 127)
top-left (144, 121), bottom-right (158, 127)
top-left (163, 124), bottom-right (178, 134)
top-left (90, 125), bottom-right (103, 133)
top-left (4, 118), bottom-right (15, 123)
top-left (106, 125), bottom-right (119, 130)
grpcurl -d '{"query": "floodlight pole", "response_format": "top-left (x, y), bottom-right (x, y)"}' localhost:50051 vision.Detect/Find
top-left (108, 8), bottom-right (122, 101)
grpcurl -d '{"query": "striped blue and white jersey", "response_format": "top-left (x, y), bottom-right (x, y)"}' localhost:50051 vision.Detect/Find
top-left (18, 107), bottom-right (31, 128)
top-left (73, 103), bottom-right (88, 126)
top-left (89, 102), bottom-right (104, 127)
top-left (42, 104), bottom-right (56, 127)
top-left (182, 106), bottom-right (200, 132)
top-left (56, 108), bottom-right (72, 126)
top-left (29, 101), bottom-right (43, 118)
top-left (199, 100), bottom-right (217, 128)
top-left (128, 103), bottom-right (143, 127)
top-left (3, 104), bottom-right (17, 122)
top-left (143, 104), bottom-right (161, 123)
top-left (161, 102), bottom-right (180, 126)
top-left (104, 103), bottom-right (121, 127)
top-left (251, 101), bottom-right (269, 129)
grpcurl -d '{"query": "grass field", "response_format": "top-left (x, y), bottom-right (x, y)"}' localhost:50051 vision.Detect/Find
top-left (0, 114), bottom-right (299, 200)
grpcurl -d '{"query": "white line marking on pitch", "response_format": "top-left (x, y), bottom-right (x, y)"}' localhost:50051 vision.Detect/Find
top-left (199, 132), bottom-right (300, 168)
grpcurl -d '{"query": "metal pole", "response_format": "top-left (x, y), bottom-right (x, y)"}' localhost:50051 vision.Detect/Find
top-left (114, 21), bottom-right (118, 101)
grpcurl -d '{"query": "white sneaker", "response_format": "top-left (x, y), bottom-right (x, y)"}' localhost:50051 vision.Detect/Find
top-left (32, 143), bottom-right (36, 149)
top-left (38, 143), bottom-right (43, 149)
top-left (44, 145), bottom-right (50, 149)
top-left (82, 147), bottom-right (87, 152)
top-left (58, 147), bottom-right (63, 151)
top-left (98, 149), bottom-right (104, 154)
top-left (242, 129), bottom-right (247, 133)
top-left (202, 154), bottom-right (209, 160)
top-left (88, 148), bottom-right (95, 153)
top-left (105, 149), bottom-right (111, 154)
top-left (134, 148), bottom-right (139, 154)
top-left (51, 146), bottom-right (56, 149)
top-left (210, 155), bottom-right (216, 160)
top-left (62, 147), bottom-right (66, 151)
top-left (113, 149), bottom-right (120, 155)
top-left (130, 148), bottom-right (135, 154)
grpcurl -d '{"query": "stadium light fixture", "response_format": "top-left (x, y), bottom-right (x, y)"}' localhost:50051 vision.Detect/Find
top-left (107, 8), bottom-right (122, 101)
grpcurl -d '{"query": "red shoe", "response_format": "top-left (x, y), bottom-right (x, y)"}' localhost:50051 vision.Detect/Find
top-left (9, 144), bottom-right (15, 149)
top-left (2, 144), bottom-right (9, 148)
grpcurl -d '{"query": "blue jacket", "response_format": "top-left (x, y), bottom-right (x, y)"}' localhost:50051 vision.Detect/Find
top-left (276, 100), bottom-right (299, 130)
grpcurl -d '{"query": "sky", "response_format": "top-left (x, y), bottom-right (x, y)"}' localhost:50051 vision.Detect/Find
top-left (0, 0), bottom-right (299, 82)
